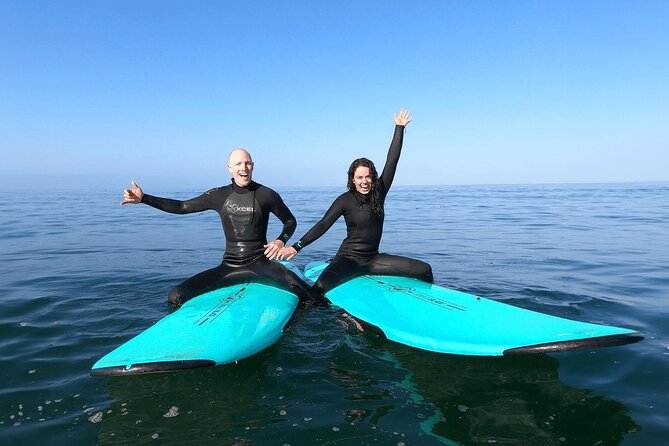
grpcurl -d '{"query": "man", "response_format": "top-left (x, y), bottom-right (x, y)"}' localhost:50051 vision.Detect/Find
top-left (122, 148), bottom-right (316, 305)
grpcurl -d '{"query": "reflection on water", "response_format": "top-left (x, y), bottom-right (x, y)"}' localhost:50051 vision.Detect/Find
top-left (98, 352), bottom-right (271, 445)
top-left (95, 306), bottom-right (639, 446)
top-left (383, 342), bottom-right (639, 445)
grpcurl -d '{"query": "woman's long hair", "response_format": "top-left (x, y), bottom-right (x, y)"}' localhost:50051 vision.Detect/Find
top-left (347, 157), bottom-right (383, 215)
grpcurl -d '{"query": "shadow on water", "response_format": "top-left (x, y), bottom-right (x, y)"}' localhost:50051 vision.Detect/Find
top-left (379, 340), bottom-right (641, 446)
top-left (96, 350), bottom-right (272, 445)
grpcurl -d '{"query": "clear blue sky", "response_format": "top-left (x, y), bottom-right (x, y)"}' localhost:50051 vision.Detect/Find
top-left (1, 0), bottom-right (667, 190)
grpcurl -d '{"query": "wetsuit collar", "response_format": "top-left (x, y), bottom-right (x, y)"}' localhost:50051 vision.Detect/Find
top-left (352, 189), bottom-right (370, 205)
top-left (230, 179), bottom-right (256, 193)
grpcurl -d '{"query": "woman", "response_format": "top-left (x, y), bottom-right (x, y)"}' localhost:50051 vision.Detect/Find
top-left (279, 109), bottom-right (433, 294)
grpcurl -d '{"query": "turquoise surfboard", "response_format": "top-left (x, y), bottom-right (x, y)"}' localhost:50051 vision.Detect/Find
top-left (91, 262), bottom-right (302, 376)
top-left (304, 261), bottom-right (642, 356)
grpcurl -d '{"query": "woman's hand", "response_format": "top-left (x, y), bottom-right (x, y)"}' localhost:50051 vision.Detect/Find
top-left (394, 109), bottom-right (412, 127)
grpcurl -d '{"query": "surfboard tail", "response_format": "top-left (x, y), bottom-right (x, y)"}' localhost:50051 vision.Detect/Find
top-left (91, 359), bottom-right (216, 377)
top-left (502, 333), bottom-right (644, 355)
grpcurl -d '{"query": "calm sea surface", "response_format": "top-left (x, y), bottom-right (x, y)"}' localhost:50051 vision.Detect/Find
top-left (1, 183), bottom-right (668, 445)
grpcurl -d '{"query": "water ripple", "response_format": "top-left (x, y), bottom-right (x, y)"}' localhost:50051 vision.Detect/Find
top-left (1, 184), bottom-right (668, 445)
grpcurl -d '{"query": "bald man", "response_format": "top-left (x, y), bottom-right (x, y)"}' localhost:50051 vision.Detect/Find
top-left (121, 148), bottom-right (317, 305)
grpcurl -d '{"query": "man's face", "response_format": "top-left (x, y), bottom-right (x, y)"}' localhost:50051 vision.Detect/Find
top-left (228, 149), bottom-right (254, 187)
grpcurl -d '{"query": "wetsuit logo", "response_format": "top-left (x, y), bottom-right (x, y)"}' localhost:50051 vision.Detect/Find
top-left (224, 199), bottom-right (253, 214)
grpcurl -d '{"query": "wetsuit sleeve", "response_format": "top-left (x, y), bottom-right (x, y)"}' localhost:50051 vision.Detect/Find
top-left (379, 125), bottom-right (405, 195)
top-left (292, 195), bottom-right (346, 252)
top-left (266, 189), bottom-right (297, 244)
top-left (141, 192), bottom-right (213, 214)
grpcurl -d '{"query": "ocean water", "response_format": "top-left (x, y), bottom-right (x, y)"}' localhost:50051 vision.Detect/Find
top-left (1, 183), bottom-right (668, 446)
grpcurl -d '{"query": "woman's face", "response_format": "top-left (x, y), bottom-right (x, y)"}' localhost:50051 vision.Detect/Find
top-left (352, 166), bottom-right (373, 194)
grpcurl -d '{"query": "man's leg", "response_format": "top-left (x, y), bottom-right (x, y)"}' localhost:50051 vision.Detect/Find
top-left (167, 263), bottom-right (255, 306)
top-left (247, 259), bottom-right (322, 302)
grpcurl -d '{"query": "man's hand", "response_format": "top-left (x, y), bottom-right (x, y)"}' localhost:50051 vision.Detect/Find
top-left (278, 246), bottom-right (298, 261)
top-left (264, 240), bottom-right (285, 260)
top-left (121, 181), bottom-right (143, 205)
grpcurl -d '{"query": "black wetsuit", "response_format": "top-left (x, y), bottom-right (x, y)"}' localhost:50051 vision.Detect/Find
top-left (291, 125), bottom-right (433, 293)
top-left (141, 180), bottom-right (316, 305)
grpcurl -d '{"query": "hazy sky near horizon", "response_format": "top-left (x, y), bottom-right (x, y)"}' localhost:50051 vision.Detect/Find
top-left (1, 1), bottom-right (667, 190)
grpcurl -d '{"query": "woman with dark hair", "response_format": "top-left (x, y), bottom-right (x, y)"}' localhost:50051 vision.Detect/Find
top-left (279, 109), bottom-right (433, 294)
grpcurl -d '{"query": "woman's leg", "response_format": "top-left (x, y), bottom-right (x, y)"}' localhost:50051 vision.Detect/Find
top-left (365, 253), bottom-right (433, 283)
top-left (314, 256), bottom-right (364, 294)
